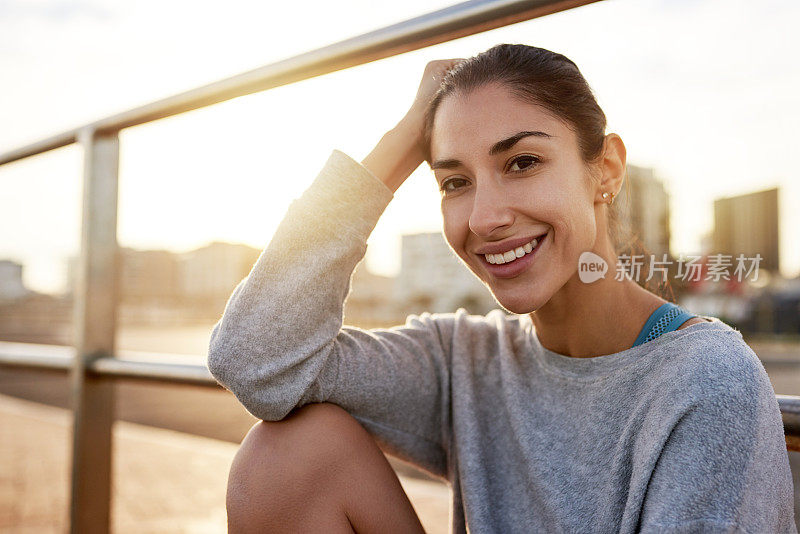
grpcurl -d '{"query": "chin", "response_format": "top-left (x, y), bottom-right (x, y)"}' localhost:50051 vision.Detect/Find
top-left (491, 290), bottom-right (542, 315)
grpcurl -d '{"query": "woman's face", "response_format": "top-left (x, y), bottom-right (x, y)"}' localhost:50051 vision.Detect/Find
top-left (429, 82), bottom-right (602, 314)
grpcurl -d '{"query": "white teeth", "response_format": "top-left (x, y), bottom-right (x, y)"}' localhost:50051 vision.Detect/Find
top-left (483, 234), bottom-right (544, 266)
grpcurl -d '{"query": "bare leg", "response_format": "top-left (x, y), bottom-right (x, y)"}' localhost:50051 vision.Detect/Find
top-left (225, 402), bottom-right (427, 534)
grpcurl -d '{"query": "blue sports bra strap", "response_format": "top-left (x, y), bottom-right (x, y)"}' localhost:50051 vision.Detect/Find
top-left (631, 302), bottom-right (696, 348)
top-left (632, 303), bottom-right (670, 347)
top-left (663, 307), bottom-right (695, 333)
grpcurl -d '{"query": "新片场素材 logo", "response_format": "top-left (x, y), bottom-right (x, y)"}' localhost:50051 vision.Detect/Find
top-left (578, 251), bottom-right (607, 283)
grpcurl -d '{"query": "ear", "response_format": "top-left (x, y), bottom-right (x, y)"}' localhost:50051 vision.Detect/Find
top-left (595, 133), bottom-right (626, 204)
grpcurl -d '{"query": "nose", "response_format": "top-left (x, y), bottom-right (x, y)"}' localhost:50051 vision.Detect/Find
top-left (468, 177), bottom-right (515, 238)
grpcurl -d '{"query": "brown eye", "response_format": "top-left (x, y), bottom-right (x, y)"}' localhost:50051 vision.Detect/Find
top-left (508, 155), bottom-right (540, 173)
top-left (441, 177), bottom-right (468, 193)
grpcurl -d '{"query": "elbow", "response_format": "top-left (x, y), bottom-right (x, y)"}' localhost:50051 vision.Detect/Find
top-left (206, 320), bottom-right (333, 423)
top-left (206, 321), bottom-right (232, 387)
top-left (206, 346), bottom-right (231, 391)
top-left (208, 354), bottom-right (296, 422)
top-left (206, 343), bottom-right (240, 406)
top-left (206, 334), bottom-right (305, 423)
top-left (206, 320), bottom-right (250, 394)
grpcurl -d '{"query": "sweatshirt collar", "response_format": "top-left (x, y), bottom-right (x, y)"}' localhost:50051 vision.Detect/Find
top-left (521, 315), bottom-right (734, 379)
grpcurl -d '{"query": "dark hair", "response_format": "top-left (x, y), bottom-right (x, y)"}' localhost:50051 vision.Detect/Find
top-left (422, 43), bottom-right (673, 300)
top-left (423, 44), bottom-right (606, 167)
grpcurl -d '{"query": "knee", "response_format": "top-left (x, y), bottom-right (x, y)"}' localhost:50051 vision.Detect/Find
top-left (226, 402), bottom-right (372, 517)
top-left (234, 402), bottom-right (370, 469)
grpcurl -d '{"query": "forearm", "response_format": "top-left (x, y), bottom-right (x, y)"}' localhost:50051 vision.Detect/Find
top-left (361, 117), bottom-right (425, 193)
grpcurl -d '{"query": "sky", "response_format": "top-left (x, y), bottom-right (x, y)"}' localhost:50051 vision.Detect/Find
top-left (0, 0), bottom-right (798, 294)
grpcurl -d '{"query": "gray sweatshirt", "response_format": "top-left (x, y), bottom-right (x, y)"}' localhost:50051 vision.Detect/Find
top-left (206, 149), bottom-right (796, 534)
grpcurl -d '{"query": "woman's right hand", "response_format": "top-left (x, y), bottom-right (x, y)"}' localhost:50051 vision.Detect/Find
top-left (401, 58), bottom-right (465, 142)
top-left (362, 58), bottom-right (464, 193)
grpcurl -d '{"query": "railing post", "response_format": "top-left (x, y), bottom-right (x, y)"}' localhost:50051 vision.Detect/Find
top-left (69, 127), bottom-right (120, 533)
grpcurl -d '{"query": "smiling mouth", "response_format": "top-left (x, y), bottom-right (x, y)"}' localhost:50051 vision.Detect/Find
top-left (482, 233), bottom-right (547, 265)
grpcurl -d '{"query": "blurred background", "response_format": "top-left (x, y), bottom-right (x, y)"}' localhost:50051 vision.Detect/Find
top-left (1, 0), bottom-right (798, 532)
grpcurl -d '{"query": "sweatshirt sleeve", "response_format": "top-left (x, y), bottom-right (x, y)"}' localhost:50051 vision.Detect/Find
top-left (206, 149), bottom-right (452, 480)
top-left (638, 345), bottom-right (797, 533)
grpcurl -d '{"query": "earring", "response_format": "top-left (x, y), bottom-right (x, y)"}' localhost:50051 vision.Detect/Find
top-left (602, 191), bottom-right (615, 205)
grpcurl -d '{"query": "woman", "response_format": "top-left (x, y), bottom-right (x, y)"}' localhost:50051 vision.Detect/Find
top-left (208, 44), bottom-right (796, 533)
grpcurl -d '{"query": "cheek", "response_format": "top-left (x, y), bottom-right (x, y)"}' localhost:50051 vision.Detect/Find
top-left (442, 218), bottom-right (464, 251)
top-left (556, 194), bottom-right (598, 255)
top-left (442, 204), bottom-right (471, 256)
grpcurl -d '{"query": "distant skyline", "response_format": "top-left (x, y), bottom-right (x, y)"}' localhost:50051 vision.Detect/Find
top-left (1, 0), bottom-right (798, 294)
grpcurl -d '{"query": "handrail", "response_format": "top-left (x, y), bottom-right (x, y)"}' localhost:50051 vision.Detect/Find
top-left (3, 341), bottom-right (800, 444)
top-left (0, 0), bottom-right (599, 166)
top-left (778, 394), bottom-right (800, 441)
top-left (0, 341), bottom-right (216, 386)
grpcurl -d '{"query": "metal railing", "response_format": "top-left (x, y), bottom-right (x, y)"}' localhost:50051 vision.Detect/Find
top-left (1, 0), bottom-right (798, 531)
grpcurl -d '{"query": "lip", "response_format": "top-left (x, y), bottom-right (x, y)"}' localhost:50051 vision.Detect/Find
top-left (474, 232), bottom-right (548, 255)
top-left (479, 230), bottom-right (548, 279)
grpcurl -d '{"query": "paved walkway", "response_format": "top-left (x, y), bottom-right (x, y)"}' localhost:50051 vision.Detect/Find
top-left (0, 393), bottom-right (451, 533)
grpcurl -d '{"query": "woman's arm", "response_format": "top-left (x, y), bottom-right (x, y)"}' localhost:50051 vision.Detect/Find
top-left (361, 117), bottom-right (425, 193)
top-left (638, 347), bottom-right (796, 533)
top-left (206, 147), bottom-right (452, 479)
top-left (207, 60), bottom-right (465, 480)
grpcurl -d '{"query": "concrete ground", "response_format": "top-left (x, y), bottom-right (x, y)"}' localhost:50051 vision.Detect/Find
top-left (0, 393), bottom-right (451, 533)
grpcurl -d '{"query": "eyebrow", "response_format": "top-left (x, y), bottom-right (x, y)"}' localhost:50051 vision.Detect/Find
top-left (430, 130), bottom-right (554, 170)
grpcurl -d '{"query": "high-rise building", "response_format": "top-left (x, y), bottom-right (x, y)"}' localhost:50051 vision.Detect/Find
top-left (614, 165), bottom-right (671, 259)
top-left (713, 188), bottom-right (779, 274)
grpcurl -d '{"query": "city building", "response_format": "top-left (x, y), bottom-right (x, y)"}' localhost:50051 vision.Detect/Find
top-left (67, 247), bottom-right (182, 304)
top-left (0, 260), bottom-right (70, 343)
top-left (176, 241), bottom-right (262, 323)
top-left (178, 241), bottom-right (261, 302)
top-left (614, 164), bottom-right (671, 259)
top-left (395, 232), bottom-right (496, 315)
top-left (0, 260), bottom-right (29, 302)
top-left (713, 187), bottom-right (779, 274)
top-left (120, 247), bottom-right (182, 304)
top-left (66, 241), bottom-right (263, 324)
top-left (344, 262), bottom-right (402, 327)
